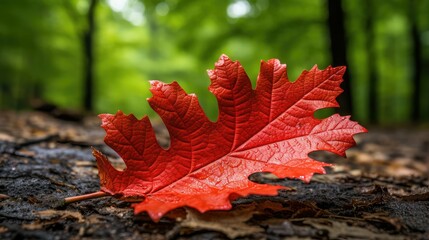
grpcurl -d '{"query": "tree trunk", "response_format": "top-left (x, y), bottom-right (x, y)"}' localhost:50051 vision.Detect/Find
top-left (83, 0), bottom-right (97, 111)
top-left (365, 0), bottom-right (378, 124)
top-left (409, 0), bottom-right (422, 122)
top-left (327, 0), bottom-right (352, 116)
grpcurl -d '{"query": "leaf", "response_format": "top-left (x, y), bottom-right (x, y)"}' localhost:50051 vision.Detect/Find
top-left (174, 199), bottom-right (332, 239)
top-left (180, 205), bottom-right (263, 239)
top-left (22, 210), bottom-right (85, 230)
top-left (303, 219), bottom-right (405, 239)
top-left (175, 201), bottom-right (284, 238)
top-left (36, 210), bottom-right (84, 223)
top-left (93, 54), bottom-right (367, 221)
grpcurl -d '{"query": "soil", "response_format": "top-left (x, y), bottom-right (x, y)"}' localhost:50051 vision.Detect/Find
top-left (1, 111), bottom-right (428, 239)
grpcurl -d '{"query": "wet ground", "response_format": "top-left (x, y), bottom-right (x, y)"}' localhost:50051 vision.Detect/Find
top-left (0, 111), bottom-right (428, 239)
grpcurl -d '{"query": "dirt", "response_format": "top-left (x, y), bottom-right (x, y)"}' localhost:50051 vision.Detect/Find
top-left (0, 111), bottom-right (429, 239)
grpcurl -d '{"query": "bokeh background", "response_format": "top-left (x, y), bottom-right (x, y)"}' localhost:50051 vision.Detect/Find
top-left (1, 0), bottom-right (428, 125)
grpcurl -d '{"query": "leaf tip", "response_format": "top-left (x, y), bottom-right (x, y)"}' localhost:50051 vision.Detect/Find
top-left (216, 54), bottom-right (233, 67)
top-left (264, 58), bottom-right (282, 66)
top-left (219, 53), bottom-right (230, 60)
top-left (149, 80), bottom-right (162, 90)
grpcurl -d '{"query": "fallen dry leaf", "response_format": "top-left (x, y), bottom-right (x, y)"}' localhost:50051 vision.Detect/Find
top-left (303, 219), bottom-right (405, 240)
top-left (36, 209), bottom-right (84, 223)
top-left (180, 206), bottom-right (263, 239)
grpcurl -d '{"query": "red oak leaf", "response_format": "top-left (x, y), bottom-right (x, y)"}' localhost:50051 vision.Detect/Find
top-left (93, 54), bottom-right (366, 221)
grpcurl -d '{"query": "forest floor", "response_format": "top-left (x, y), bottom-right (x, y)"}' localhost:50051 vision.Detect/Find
top-left (0, 111), bottom-right (429, 240)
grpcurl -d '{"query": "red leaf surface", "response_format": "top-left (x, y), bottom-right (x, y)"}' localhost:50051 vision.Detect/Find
top-left (93, 54), bottom-right (366, 221)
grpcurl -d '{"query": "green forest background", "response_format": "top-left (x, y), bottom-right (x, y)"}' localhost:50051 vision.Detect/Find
top-left (1, 0), bottom-right (428, 125)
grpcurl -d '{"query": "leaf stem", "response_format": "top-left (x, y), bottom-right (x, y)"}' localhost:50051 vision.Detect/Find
top-left (64, 191), bottom-right (109, 204)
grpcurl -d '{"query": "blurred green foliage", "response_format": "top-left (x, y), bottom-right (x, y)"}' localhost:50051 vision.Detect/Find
top-left (1, 0), bottom-right (428, 124)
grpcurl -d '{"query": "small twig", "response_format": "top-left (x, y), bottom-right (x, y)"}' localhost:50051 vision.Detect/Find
top-left (64, 191), bottom-right (109, 204)
top-left (0, 193), bottom-right (10, 200)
